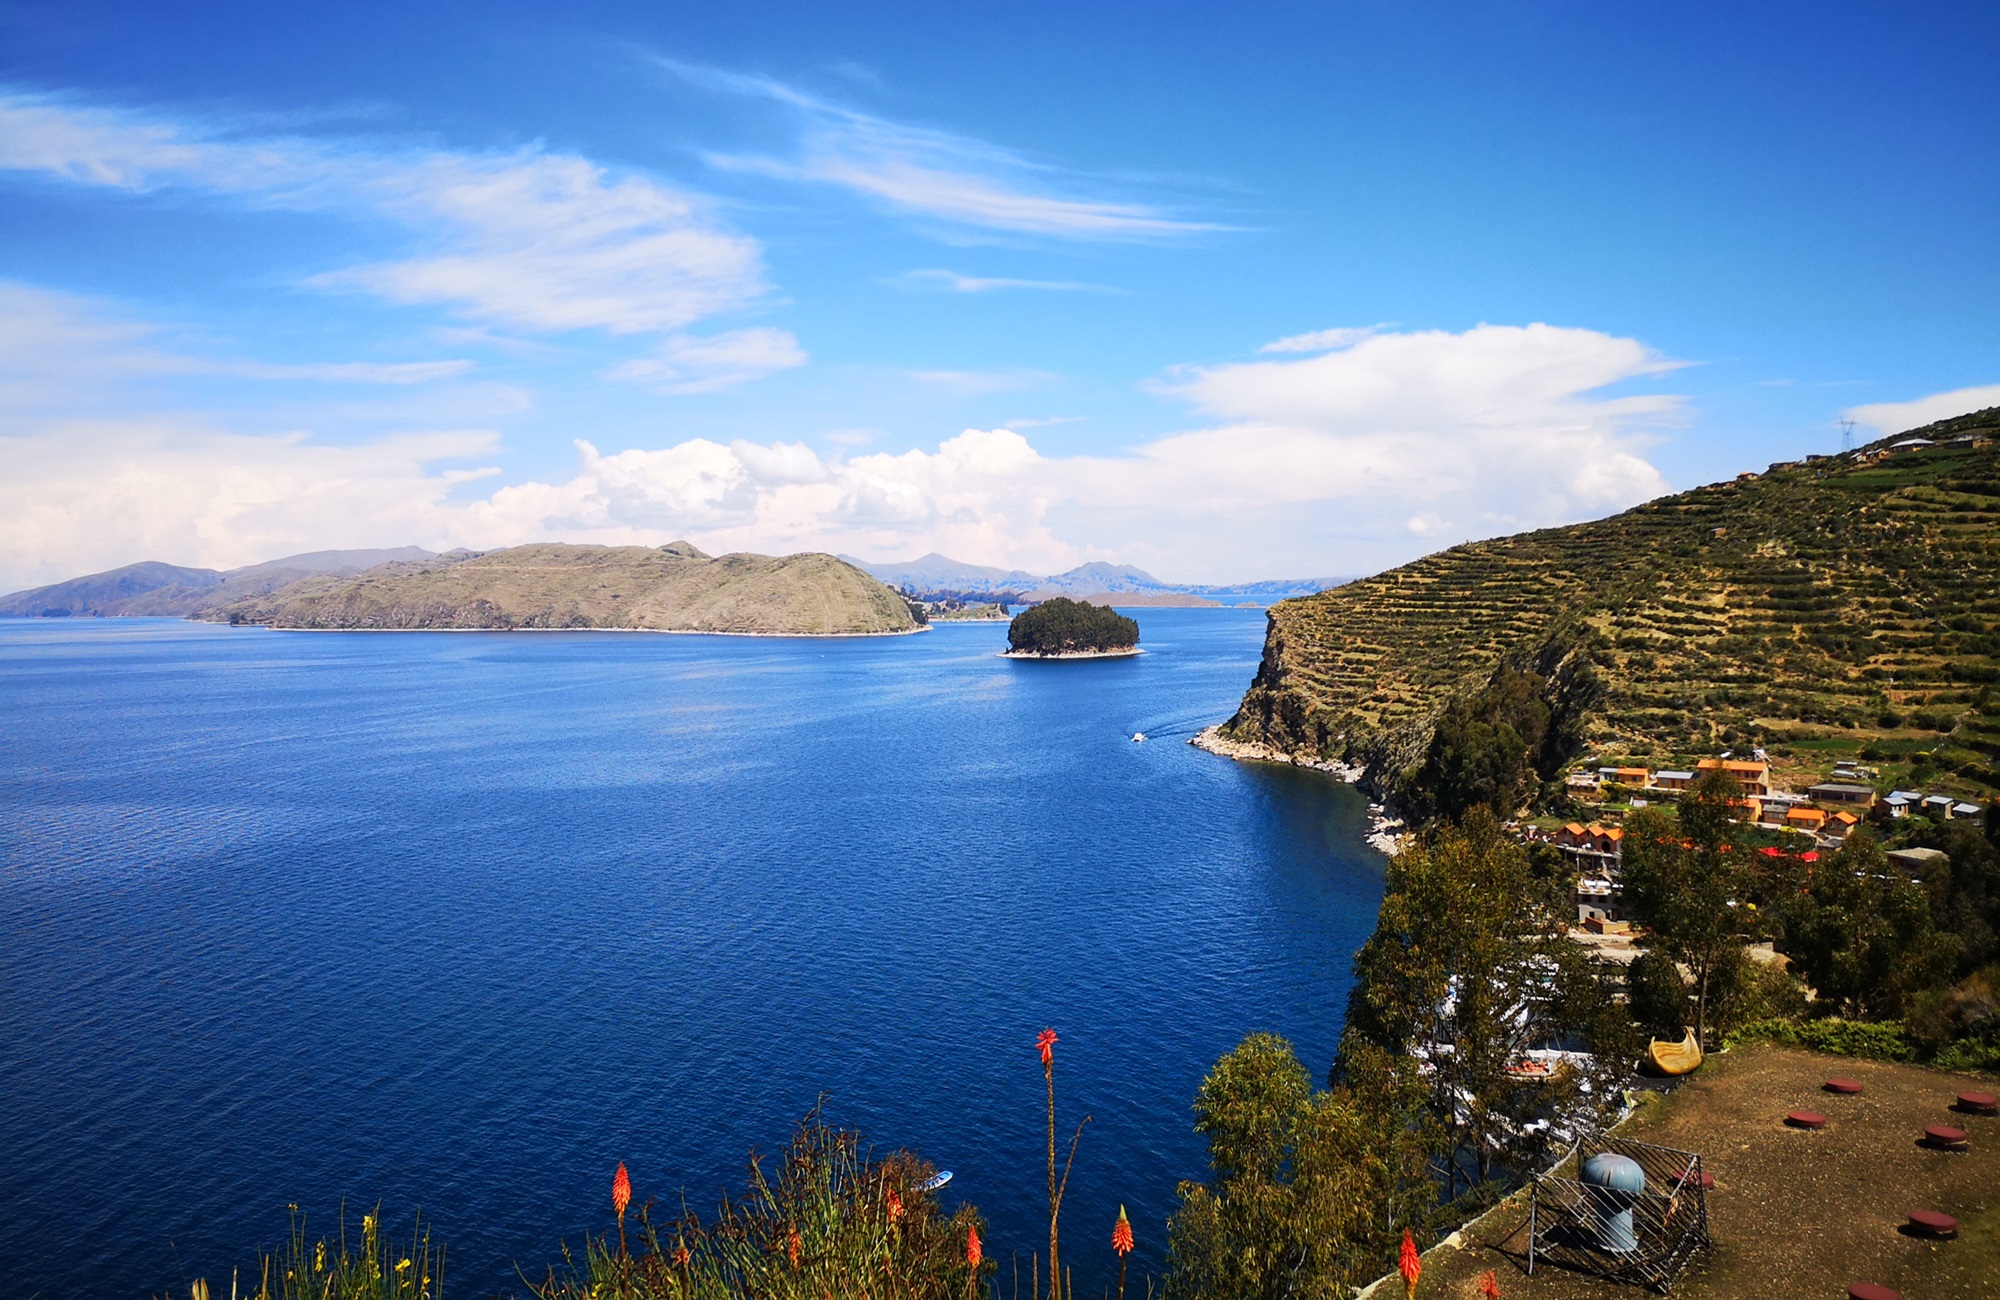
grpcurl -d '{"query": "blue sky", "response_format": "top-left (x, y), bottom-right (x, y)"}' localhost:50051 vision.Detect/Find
top-left (1, 0), bottom-right (1996, 589)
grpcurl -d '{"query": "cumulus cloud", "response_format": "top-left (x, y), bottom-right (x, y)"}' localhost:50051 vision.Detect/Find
top-left (0, 322), bottom-right (1685, 592)
top-left (0, 92), bottom-right (769, 338)
top-left (1846, 384), bottom-right (2000, 436)
top-left (656, 59), bottom-right (1223, 241)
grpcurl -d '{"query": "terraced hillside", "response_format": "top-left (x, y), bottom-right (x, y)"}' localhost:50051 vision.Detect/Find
top-left (1221, 408), bottom-right (2000, 805)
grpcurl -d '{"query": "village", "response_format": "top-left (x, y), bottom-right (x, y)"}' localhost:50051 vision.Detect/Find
top-left (1524, 754), bottom-right (1986, 936)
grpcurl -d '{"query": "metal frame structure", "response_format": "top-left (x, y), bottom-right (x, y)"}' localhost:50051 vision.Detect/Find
top-left (1527, 1135), bottom-right (1710, 1293)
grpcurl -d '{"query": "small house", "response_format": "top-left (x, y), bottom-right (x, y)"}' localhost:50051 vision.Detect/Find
top-left (1952, 802), bottom-right (1983, 819)
top-left (1883, 793), bottom-right (1914, 818)
top-left (1807, 782), bottom-right (1876, 808)
top-left (1922, 794), bottom-right (1955, 817)
top-left (1696, 757), bottom-right (1770, 795)
top-left (1784, 807), bottom-right (1827, 832)
top-left (1825, 810), bottom-right (1861, 841)
top-left (1653, 770), bottom-right (1694, 792)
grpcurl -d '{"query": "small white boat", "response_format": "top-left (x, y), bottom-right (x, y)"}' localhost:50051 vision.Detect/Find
top-left (1132, 732), bottom-right (1147, 743)
top-left (915, 1170), bottom-right (952, 1192)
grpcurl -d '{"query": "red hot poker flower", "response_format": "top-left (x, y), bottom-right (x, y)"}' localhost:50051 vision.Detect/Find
top-left (612, 1163), bottom-right (631, 1220)
top-left (787, 1225), bottom-right (802, 1270)
top-left (887, 1187), bottom-right (904, 1222)
top-left (1111, 1205), bottom-right (1133, 1257)
top-left (1479, 1269), bottom-right (1501, 1298)
top-left (1399, 1229), bottom-right (1421, 1297)
top-left (1036, 1028), bottom-right (1058, 1068)
top-left (966, 1225), bottom-right (983, 1268)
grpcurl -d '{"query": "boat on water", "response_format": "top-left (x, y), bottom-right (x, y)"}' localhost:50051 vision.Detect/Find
top-left (1132, 732), bottom-right (1147, 743)
top-left (915, 1170), bottom-right (952, 1192)
top-left (1647, 1029), bottom-right (1704, 1076)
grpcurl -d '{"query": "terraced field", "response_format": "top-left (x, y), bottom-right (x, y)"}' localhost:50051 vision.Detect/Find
top-left (1223, 407), bottom-right (2000, 802)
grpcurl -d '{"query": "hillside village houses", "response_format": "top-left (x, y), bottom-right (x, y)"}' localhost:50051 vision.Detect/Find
top-left (1534, 752), bottom-right (1984, 927)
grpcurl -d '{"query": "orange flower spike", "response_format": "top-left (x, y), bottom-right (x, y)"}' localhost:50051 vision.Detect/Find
top-left (612, 1163), bottom-right (632, 1221)
top-left (966, 1225), bottom-right (982, 1268)
top-left (886, 1188), bottom-right (904, 1223)
top-left (1111, 1205), bottom-right (1133, 1257)
top-left (787, 1224), bottom-right (802, 1270)
top-left (1036, 1028), bottom-right (1058, 1069)
top-left (1479, 1269), bottom-right (1501, 1298)
top-left (1398, 1229), bottom-right (1421, 1298)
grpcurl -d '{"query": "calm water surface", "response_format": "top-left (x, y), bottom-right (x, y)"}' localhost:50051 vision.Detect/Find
top-left (0, 611), bottom-right (1385, 1297)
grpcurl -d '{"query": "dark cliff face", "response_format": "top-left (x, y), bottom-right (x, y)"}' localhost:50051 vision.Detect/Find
top-left (1221, 408), bottom-right (2000, 808)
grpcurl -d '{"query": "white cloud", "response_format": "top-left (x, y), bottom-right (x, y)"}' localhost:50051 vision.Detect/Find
top-left (0, 322), bottom-right (1685, 591)
top-left (893, 269), bottom-right (1113, 293)
top-left (605, 328), bottom-right (807, 394)
top-left (657, 60), bottom-right (1223, 241)
top-left (1846, 384), bottom-right (2000, 436)
top-left (0, 281), bottom-right (473, 402)
top-left (0, 92), bottom-right (769, 337)
top-left (1258, 324), bottom-right (1391, 354)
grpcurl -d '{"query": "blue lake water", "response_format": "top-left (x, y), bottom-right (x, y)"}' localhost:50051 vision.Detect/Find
top-left (0, 610), bottom-right (1385, 1298)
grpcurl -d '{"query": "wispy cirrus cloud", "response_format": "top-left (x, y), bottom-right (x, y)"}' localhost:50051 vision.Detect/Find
top-left (605, 327), bottom-right (807, 395)
top-left (652, 58), bottom-right (1227, 241)
top-left (0, 91), bottom-right (770, 340)
top-left (0, 281), bottom-right (474, 400)
top-left (891, 269), bottom-right (1118, 294)
top-left (1258, 324), bottom-right (1392, 354)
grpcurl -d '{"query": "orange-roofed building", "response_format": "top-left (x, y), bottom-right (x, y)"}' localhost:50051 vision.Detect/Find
top-left (1696, 758), bottom-right (1771, 795)
top-left (1785, 807), bottom-right (1827, 831)
top-left (1825, 810), bottom-right (1861, 840)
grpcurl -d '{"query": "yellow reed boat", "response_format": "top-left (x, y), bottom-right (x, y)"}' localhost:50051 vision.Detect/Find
top-left (1647, 1029), bottom-right (1703, 1076)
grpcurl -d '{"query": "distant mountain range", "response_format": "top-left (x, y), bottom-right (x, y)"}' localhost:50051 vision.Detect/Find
top-left (2, 544), bottom-right (1347, 622)
top-left (0, 547), bottom-right (438, 617)
top-left (843, 551), bottom-right (1345, 604)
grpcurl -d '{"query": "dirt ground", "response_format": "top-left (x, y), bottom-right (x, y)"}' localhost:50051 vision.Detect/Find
top-left (1402, 1044), bottom-right (1999, 1298)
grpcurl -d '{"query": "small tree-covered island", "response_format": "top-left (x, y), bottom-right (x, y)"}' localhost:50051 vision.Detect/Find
top-left (1003, 596), bottom-right (1141, 658)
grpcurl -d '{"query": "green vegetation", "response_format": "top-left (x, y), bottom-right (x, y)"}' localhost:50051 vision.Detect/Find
top-left (1005, 597), bottom-right (1139, 656)
top-left (1162, 1034), bottom-right (1429, 1300)
top-left (1223, 408), bottom-right (2000, 807)
top-left (530, 1108), bottom-right (985, 1300)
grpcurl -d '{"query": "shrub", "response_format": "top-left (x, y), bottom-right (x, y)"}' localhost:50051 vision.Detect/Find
top-left (1723, 1016), bottom-right (1914, 1061)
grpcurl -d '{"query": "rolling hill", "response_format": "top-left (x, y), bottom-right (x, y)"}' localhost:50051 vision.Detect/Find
top-left (200, 542), bottom-right (922, 636)
top-left (0, 548), bottom-right (437, 617)
top-left (1217, 407), bottom-right (2000, 805)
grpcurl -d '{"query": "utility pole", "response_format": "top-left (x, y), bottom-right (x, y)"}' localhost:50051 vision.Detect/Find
top-left (1839, 417), bottom-right (1857, 452)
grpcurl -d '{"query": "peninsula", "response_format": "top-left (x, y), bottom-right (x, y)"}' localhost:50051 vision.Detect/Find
top-left (199, 542), bottom-right (924, 637)
top-left (1002, 596), bottom-right (1141, 658)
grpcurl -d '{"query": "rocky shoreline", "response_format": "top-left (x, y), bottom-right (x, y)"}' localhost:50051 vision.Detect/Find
top-left (997, 646), bottom-right (1143, 659)
top-left (1191, 725), bottom-right (1406, 855)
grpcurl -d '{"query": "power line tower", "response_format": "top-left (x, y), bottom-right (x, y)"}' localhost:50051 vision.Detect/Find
top-left (1839, 417), bottom-right (1857, 452)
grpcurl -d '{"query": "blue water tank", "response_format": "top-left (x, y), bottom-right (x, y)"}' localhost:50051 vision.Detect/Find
top-left (1580, 1152), bottom-right (1646, 1253)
